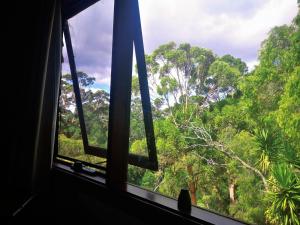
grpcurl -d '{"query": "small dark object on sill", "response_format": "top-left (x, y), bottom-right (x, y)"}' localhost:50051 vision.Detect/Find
top-left (72, 161), bottom-right (83, 172)
top-left (178, 189), bottom-right (192, 214)
top-left (71, 161), bottom-right (97, 175)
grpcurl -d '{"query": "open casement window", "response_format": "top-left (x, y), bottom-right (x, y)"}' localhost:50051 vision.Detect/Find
top-left (56, 0), bottom-right (158, 175)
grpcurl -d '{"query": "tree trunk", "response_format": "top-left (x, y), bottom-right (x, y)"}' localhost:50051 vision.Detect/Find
top-left (187, 165), bottom-right (197, 205)
top-left (229, 181), bottom-right (236, 204)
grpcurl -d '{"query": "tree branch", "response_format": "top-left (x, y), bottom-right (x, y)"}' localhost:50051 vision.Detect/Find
top-left (185, 125), bottom-right (269, 191)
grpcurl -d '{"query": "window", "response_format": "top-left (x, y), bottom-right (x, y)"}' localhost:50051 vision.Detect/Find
top-left (57, 0), bottom-right (115, 173)
top-left (56, 1), bottom-right (300, 225)
top-left (126, 1), bottom-right (300, 225)
top-left (57, 0), bottom-right (158, 174)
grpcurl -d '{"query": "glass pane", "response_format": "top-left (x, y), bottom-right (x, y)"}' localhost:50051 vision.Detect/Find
top-left (127, 1), bottom-right (300, 225)
top-left (58, 37), bottom-right (106, 166)
top-left (58, 55), bottom-right (84, 158)
top-left (67, 0), bottom-right (114, 148)
top-left (129, 48), bottom-right (148, 157)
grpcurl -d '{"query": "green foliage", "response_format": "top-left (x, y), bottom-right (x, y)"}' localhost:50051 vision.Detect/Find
top-left (276, 67), bottom-right (300, 146)
top-left (128, 165), bottom-right (146, 186)
top-left (208, 60), bottom-right (240, 92)
top-left (130, 139), bottom-right (147, 156)
top-left (141, 170), bottom-right (156, 189)
top-left (220, 54), bottom-right (248, 75)
top-left (159, 166), bottom-right (188, 198)
top-left (58, 134), bottom-right (84, 157)
top-left (226, 130), bottom-right (259, 167)
top-left (266, 164), bottom-right (300, 225)
top-left (230, 173), bottom-right (266, 225)
top-left (255, 129), bottom-right (283, 173)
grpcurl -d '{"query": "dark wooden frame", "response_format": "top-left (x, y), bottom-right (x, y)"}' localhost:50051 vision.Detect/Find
top-left (57, 0), bottom-right (158, 189)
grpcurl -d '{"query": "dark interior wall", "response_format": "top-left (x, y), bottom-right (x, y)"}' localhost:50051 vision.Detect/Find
top-left (3, 1), bottom-right (56, 216)
top-left (13, 171), bottom-right (149, 225)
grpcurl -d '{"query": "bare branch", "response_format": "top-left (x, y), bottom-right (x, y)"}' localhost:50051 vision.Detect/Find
top-left (210, 141), bottom-right (269, 191)
top-left (153, 170), bottom-right (165, 192)
top-left (183, 125), bottom-right (269, 191)
top-left (191, 152), bottom-right (228, 167)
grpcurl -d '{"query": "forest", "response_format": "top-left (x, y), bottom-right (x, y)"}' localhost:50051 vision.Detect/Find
top-left (58, 8), bottom-right (300, 225)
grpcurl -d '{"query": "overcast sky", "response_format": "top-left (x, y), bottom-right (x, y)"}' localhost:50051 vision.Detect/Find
top-left (63, 0), bottom-right (298, 90)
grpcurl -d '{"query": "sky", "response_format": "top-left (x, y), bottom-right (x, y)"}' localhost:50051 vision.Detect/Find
top-left (62, 0), bottom-right (298, 91)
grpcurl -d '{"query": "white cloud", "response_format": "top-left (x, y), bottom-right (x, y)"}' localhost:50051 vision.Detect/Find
top-left (63, 0), bottom-right (298, 84)
top-left (139, 0), bottom-right (298, 64)
top-left (65, 0), bottom-right (114, 86)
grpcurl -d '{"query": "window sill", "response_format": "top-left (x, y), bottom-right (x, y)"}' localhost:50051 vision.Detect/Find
top-left (52, 162), bottom-right (248, 225)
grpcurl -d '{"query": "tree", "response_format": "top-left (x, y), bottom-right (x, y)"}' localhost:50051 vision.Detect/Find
top-left (266, 164), bottom-right (300, 225)
top-left (220, 54), bottom-right (248, 75)
top-left (207, 60), bottom-right (241, 101)
top-left (276, 67), bottom-right (300, 149)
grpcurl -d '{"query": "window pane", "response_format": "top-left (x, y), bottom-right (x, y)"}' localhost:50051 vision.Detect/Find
top-left (67, 0), bottom-right (114, 149)
top-left (129, 49), bottom-right (148, 157)
top-left (58, 58), bottom-right (84, 159)
top-left (127, 1), bottom-right (300, 225)
top-left (58, 38), bottom-right (106, 166)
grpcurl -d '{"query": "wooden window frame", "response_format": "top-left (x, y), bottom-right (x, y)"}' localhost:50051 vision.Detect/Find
top-left (57, 0), bottom-right (158, 190)
top-left (54, 1), bottom-right (248, 224)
